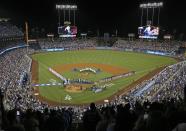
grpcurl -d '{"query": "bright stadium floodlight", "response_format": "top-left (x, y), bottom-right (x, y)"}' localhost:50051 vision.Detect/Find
top-left (56, 4), bottom-right (77, 10)
top-left (0, 18), bottom-right (10, 22)
top-left (56, 4), bottom-right (78, 30)
top-left (140, 2), bottom-right (163, 8)
top-left (139, 2), bottom-right (163, 35)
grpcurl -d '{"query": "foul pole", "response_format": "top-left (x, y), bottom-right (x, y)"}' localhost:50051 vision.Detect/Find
top-left (25, 22), bottom-right (28, 44)
top-left (25, 22), bottom-right (29, 51)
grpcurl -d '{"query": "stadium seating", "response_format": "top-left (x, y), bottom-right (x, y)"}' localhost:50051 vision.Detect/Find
top-left (1, 32), bottom-right (186, 131)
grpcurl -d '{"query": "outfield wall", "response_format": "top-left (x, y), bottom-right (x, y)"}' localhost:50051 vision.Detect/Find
top-left (95, 47), bottom-right (175, 56)
top-left (0, 44), bottom-right (175, 57)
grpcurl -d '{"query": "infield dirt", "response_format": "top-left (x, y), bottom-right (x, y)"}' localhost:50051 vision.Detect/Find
top-left (53, 63), bottom-right (129, 75)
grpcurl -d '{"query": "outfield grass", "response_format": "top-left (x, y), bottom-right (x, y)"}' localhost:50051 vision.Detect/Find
top-left (32, 50), bottom-right (177, 104)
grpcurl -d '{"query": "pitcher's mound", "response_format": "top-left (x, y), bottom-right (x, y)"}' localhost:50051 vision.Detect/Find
top-left (65, 84), bottom-right (86, 93)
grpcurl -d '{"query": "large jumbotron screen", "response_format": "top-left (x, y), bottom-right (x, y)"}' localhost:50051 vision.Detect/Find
top-left (138, 25), bottom-right (159, 39)
top-left (58, 26), bottom-right (77, 37)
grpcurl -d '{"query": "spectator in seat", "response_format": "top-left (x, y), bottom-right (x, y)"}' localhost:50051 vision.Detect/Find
top-left (83, 103), bottom-right (101, 131)
top-left (6, 110), bottom-right (25, 131)
top-left (23, 109), bottom-right (40, 131)
top-left (96, 107), bottom-right (116, 131)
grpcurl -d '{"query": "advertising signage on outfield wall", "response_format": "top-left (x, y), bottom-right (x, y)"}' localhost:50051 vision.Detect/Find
top-left (42, 48), bottom-right (65, 52)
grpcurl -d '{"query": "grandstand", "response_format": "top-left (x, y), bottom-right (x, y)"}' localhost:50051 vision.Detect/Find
top-left (0, 33), bottom-right (186, 130)
top-left (0, 20), bottom-right (24, 51)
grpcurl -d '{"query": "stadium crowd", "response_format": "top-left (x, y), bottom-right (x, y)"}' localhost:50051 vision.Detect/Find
top-left (0, 21), bottom-right (23, 39)
top-left (114, 39), bottom-right (181, 53)
top-left (0, 43), bottom-right (186, 131)
top-left (0, 48), bottom-right (43, 111)
top-left (38, 38), bottom-right (97, 50)
top-left (119, 61), bottom-right (186, 105)
top-left (0, 21), bottom-right (24, 50)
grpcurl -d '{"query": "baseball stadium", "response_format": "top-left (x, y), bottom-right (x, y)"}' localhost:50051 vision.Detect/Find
top-left (0, 0), bottom-right (186, 131)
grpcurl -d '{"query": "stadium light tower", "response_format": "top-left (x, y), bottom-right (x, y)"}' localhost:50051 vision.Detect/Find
top-left (140, 2), bottom-right (163, 26)
top-left (56, 4), bottom-right (77, 26)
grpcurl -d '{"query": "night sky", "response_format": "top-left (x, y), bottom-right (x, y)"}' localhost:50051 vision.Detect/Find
top-left (0, 0), bottom-right (185, 36)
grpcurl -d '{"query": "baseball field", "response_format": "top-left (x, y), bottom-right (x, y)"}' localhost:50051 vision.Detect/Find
top-left (31, 50), bottom-right (177, 105)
